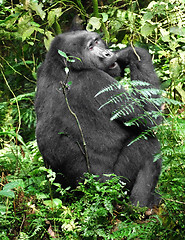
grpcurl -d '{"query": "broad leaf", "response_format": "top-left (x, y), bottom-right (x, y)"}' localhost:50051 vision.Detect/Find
top-left (30, 2), bottom-right (46, 20)
top-left (141, 22), bottom-right (156, 37)
top-left (86, 17), bottom-right (101, 31)
top-left (22, 27), bottom-right (35, 41)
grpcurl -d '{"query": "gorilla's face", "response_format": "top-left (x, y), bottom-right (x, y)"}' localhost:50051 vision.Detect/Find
top-left (82, 32), bottom-right (120, 76)
top-left (48, 31), bottom-right (121, 77)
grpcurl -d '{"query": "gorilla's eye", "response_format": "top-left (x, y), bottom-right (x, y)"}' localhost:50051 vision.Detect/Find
top-left (89, 43), bottom-right (94, 50)
top-left (94, 39), bottom-right (99, 44)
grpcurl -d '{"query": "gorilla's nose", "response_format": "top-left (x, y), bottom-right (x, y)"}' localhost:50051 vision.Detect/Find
top-left (103, 50), bottom-right (114, 58)
top-left (95, 46), bottom-right (114, 59)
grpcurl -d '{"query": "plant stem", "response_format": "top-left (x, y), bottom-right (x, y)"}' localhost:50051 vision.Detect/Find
top-left (76, 0), bottom-right (86, 16)
top-left (92, 0), bottom-right (99, 17)
top-left (61, 82), bottom-right (91, 173)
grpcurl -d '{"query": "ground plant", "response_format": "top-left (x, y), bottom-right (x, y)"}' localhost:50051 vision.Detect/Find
top-left (0, 0), bottom-right (184, 239)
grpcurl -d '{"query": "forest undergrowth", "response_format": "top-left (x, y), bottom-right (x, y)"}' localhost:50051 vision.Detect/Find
top-left (0, 0), bottom-right (185, 239)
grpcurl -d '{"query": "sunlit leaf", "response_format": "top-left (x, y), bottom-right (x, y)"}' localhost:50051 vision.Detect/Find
top-left (44, 31), bottom-right (54, 50)
top-left (0, 190), bottom-right (15, 198)
top-left (141, 22), bottom-right (156, 37)
top-left (43, 198), bottom-right (62, 209)
top-left (175, 83), bottom-right (185, 103)
top-left (86, 17), bottom-right (101, 31)
top-left (101, 13), bottom-right (108, 22)
top-left (58, 50), bottom-right (68, 59)
top-left (30, 2), bottom-right (46, 20)
top-left (48, 10), bottom-right (56, 26)
top-left (22, 27), bottom-right (35, 41)
top-left (160, 28), bottom-right (170, 42)
top-left (143, 12), bottom-right (153, 21)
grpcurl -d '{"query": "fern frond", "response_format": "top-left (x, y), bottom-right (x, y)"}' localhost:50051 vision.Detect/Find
top-left (111, 104), bottom-right (135, 120)
top-left (95, 82), bottom-right (121, 97)
top-left (147, 98), bottom-right (163, 106)
top-left (139, 88), bottom-right (161, 98)
top-left (98, 99), bottom-right (113, 110)
top-left (162, 97), bottom-right (182, 106)
top-left (112, 108), bottom-right (162, 127)
top-left (131, 80), bottom-right (151, 87)
top-left (98, 92), bottom-right (131, 110)
top-left (153, 152), bottom-right (162, 162)
top-left (149, 110), bottom-right (163, 119)
top-left (127, 129), bottom-right (154, 146)
top-left (96, 80), bottom-right (182, 128)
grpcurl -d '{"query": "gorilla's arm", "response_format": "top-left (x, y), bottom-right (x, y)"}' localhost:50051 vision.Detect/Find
top-left (96, 47), bottom-right (162, 129)
top-left (115, 47), bottom-right (162, 128)
top-left (116, 47), bottom-right (159, 88)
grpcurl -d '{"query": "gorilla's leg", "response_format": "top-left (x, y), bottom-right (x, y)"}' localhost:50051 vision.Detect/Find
top-left (130, 158), bottom-right (161, 207)
top-left (115, 137), bottom-right (161, 208)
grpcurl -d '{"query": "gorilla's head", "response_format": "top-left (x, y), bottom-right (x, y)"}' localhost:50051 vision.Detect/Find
top-left (47, 30), bottom-right (121, 77)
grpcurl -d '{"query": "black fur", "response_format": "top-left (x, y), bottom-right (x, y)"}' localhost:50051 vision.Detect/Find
top-left (35, 30), bottom-right (162, 207)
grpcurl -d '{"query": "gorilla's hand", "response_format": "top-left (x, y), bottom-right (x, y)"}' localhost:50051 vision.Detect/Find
top-left (116, 47), bottom-right (152, 67)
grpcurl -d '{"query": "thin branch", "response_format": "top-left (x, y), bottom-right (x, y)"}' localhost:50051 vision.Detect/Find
top-left (61, 82), bottom-right (91, 173)
top-left (131, 41), bottom-right (141, 61)
top-left (165, 198), bottom-right (185, 205)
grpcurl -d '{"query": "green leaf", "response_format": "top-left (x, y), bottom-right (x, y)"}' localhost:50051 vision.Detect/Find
top-left (3, 179), bottom-right (24, 190)
top-left (86, 17), bottom-right (101, 31)
top-left (169, 58), bottom-right (181, 78)
top-left (30, 21), bottom-right (40, 27)
top-left (161, 79), bottom-right (171, 89)
top-left (0, 13), bottom-right (20, 25)
top-left (147, 1), bottom-right (158, 9)
top-left (48, 10), bottom-right (56, 26)
top-left (58, 132), bottom-right (66, 135)
top-left (39, 166), bottom-right (48, 172)
top-left (44, 31), bottom-right (54, 50)
top-left (169, 41), bottom-right (180, 51)
top-left (141, 22), bottom-right (156, 37)
top-left (67, 81), bottom-right (72, 86)
top-left (22, 27), bottom-right (35, 41)
top-left (0, 189), bottom-right (15, 198)
top-left (54, 20), bottom-right (62, 35)
top-left (58, 50), bottom-right (68, 59)
top-left (53, 8), bottom-right (62, 18)
top-left (36, 27), bottom-right (44, 34)
top-left (153, 153), bottom-right (162, 162)
top-left (143, 12), bottom-right (153, 21)
top-left (170, 26), bottom-right (185, 36)
top-left (175, 83), bottom-right (185, 103)
top-left (30, 2), bottom-right (46, 20)
top-left (101, 13), bottom-right (108, 22)
top-left (0, 179), bottom-right (24, 199)
top-left (48, 8), bottom-right (62, 26)
top-left (0, 131), bottom-right (26, 146)
top-left (43, 198), bottom-right (62, 208)
top-left (0, 204), bottom-right (7, 214)
top-left (160, 28), bottom-right (170, 42)
top-left (67, 57), bottom-right (75, 63)
top-left (104, 199), bottom-right (113, 214)
top-left (36, 193), bottom-right (49, 199)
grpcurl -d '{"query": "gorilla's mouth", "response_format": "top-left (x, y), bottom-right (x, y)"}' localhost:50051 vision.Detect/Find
top-left (109, 62), bottom-right (117, 69)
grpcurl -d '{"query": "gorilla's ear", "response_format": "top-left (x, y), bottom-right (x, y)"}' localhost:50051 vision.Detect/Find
top-left (69, 15), bottom-right (84, 31)
top-left (46, 36), bottom-right (67, 67)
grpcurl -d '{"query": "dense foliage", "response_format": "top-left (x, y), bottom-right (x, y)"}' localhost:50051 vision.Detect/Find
top-left (0, 0), bottom-right (184, 239)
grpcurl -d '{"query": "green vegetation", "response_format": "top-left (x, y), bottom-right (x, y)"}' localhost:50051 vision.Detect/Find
top-left (0, 0), bottom-right (184, 239)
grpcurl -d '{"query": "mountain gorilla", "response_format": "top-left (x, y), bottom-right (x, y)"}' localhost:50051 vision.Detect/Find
top-left (35, 30), bottom-right (162, 207)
